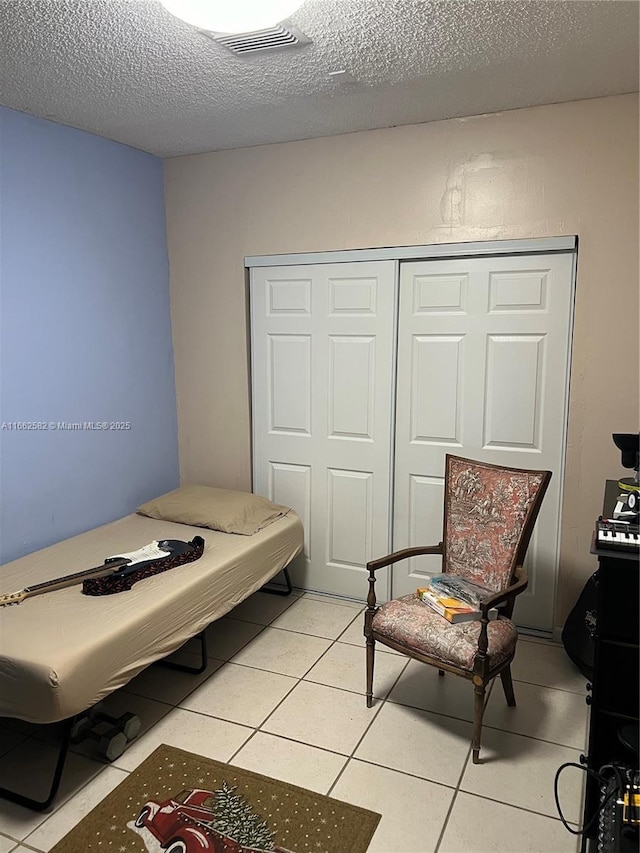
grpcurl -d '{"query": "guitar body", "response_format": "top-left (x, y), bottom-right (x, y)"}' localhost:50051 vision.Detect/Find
top-left (82, 537), bottom-right (205, 596)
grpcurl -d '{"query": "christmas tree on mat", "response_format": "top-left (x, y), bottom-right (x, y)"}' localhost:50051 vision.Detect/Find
top-left (208, 781), bottom-right (275, 850)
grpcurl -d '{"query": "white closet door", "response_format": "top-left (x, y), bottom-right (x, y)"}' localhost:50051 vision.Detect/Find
top-left (392, 253), bottom-right (574, 632)
top-left (251, 262), bottom-right (397, 599)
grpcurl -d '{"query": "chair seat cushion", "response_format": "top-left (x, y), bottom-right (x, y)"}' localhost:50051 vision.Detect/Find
top-left (372, 595), bottom-right (518, 671)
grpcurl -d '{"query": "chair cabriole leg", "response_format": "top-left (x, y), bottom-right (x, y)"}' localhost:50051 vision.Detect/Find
top-left (500, 664), bottom-right (516, 706)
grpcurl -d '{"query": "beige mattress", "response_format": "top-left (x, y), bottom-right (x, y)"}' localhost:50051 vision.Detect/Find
top-left (0, 511), bottom-right (303, 723)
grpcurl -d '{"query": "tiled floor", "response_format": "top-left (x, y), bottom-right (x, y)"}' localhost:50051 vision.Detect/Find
top-left (0, 590), bottom-right (588, 852)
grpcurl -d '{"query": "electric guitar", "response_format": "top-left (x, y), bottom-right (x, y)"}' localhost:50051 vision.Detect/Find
top-left (0, 537), bottom-right (205, 606)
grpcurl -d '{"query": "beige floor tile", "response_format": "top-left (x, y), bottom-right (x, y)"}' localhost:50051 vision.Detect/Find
top-left (179, 662), bottom-right (297, 726)
top-left (232, 732), bottom-right (347, 794)
top-left (0, 719), bottom-right (35, 736)
top-left (262, 681), bottom-right (382, 755)
top-left (226, 591), bottom-right (300, 625)
top-left (0, 720), bottom-right (63, 749)
top-left (13, 722), bottom-right (66, 747)
top-left (180, 617), bottom-right (264, 660)
top-left (203, 616), bottom-right (265, 659)
top-left (305, 641), bottom-right (408, 697)
top-left (439, 791), bottom-right (579, 853)
top-left (110, 706), bottom-right (253, 772)
top-left (270, 597), bottom-right (364, 639)
top-left (483, 680), bottom-right (589, 749)
top-left (460, 728), bottom-right (584, 822)
top-left (0, 727), bottom-right (29, 758)
top-left (387, 659), bottom-right (482, 720)
top-left (230, 627), bottom-right (332, 677)
top-left (336, 619), bottom-right (404, 655)
top-left (124, 654), bottom-right (224, 705)
top-left (512, 639), bottom-right (587, 694)
top-left (354, 701), bottom-right (472, 787)
top-left (24, 765), bottom-right (127, 852)
top-left (331, 758), bottom-right (454, 853)
top-left (336, 613), bottom-right (366, 647)
top-left (0, 743), bottom-right (103, 840)
top-left (0, 835), bottom-right (19, 853)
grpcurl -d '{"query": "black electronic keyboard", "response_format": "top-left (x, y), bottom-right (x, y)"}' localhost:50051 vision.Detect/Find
top-left (596, 518), bottom-right (639, 552)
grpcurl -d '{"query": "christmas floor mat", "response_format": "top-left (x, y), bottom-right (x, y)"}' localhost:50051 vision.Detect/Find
top-left (50, 743), bottom-right (381, 853)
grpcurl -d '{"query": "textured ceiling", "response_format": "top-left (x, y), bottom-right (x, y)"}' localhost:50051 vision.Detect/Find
top-left (1, 0), bottom-right (638, 157)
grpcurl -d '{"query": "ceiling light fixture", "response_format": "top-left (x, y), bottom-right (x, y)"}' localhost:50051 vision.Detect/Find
top-left (159, 0), bottom-right (304, 34)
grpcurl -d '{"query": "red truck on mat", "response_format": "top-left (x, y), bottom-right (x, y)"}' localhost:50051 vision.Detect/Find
top-left (135, 788), bottom-right (292, 853)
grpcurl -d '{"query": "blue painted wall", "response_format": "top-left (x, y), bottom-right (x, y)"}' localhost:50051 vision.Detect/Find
top-left (0, 108), bottom-right (179, 563)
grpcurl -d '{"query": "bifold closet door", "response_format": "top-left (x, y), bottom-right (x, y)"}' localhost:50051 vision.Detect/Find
top-left (392, 252), bottom-right (574, 632)
top-left (250, 262), bottom-right (397, 599)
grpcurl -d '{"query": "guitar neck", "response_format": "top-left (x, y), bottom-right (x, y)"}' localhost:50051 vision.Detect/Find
top-left (2, 558), bottom-right (130, 607)
top-left (25, 559), bottom-right (130, 595)
top-left (1, 541), bottom-right (190, 607)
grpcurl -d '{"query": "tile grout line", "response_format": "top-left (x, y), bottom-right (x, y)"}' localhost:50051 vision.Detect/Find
top-left (432, 682), bottom-right (487, 853)
top-left (252, 609), bottom-right (367, 733)
top-left (20, 759), bottom-right (129, 849)
top-left (325, 640), bottom-right (412, 799)
top-left (2, 591), bottom-right (589, 851)
top-left (229, 608), bottom-right (396, 790)
top-left (453, 787), bottom-right (584, 825)
top-left (227, 602), bottom-right (368, 767)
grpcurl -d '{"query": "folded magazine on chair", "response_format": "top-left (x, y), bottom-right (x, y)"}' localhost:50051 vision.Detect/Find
top-left (417, 574), bottom-right (499, 624)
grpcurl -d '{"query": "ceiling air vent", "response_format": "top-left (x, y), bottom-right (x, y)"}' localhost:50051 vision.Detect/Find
top-left (200, 25), bottom-right (311, 55)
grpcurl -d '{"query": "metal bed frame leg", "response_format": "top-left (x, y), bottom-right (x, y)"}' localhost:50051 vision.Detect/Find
top-left (262, 566), bottom-right (293, 596)
top-left (0, 716), bottom-right (74, 811)
top-left (156, 567), bottom-right (293, 675)
top-left (156, 628), bottom-right (209, 674)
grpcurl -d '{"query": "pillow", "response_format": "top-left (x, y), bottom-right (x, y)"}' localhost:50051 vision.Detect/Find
top-left (136, 485), bottom-right (291, 536)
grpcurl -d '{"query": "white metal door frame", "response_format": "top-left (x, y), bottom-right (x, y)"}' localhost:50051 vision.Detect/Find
top-left (246, 236), bottom-right (577, 269)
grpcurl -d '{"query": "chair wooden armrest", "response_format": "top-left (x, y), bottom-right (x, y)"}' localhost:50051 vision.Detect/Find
top-left (479, 566), bottom-right (529, 615)
top-left (366, 543), bottom-right (443, 573)
top-left (366, 544), bottom-right (443, 618)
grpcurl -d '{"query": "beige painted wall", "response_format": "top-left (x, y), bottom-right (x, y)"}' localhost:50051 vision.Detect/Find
top-left (164, 93), bottom-right (639, 627)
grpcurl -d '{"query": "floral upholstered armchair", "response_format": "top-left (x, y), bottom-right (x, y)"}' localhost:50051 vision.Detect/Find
top-left (364, 454), bottom-right (552, 764)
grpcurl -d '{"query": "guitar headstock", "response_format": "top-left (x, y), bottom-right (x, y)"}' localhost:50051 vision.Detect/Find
top-left (0, 590), bottom-right (28, 607)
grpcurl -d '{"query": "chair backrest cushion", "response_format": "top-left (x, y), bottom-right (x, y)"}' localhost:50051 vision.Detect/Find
top-left (443, 456), bottom-right (549, 592)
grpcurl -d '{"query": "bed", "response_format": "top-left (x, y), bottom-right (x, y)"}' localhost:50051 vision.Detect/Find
top-left (0, 489), bottom-right (303, 808)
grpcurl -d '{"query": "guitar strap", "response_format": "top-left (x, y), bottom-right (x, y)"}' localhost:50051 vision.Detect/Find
top-left (82, 536), bottom-right (205, 596)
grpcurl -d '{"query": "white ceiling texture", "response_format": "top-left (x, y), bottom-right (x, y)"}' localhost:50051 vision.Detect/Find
top-left (1, 0), bottom-right (638, 157)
